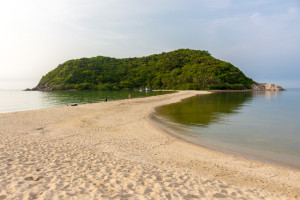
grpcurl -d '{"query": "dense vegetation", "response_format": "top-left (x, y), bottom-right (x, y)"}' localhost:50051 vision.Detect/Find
top-left (34, 49), bottom-right (255, 91)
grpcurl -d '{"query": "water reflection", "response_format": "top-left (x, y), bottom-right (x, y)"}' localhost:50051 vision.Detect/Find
top-left (253, 91), bottom-right (281, 100)
top-left (39, 91), bottom-right (172, 106)
top-left (155, 92), bottom-right (254, 127)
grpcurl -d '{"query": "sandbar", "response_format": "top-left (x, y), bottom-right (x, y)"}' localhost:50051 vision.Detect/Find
top-left (0, 90), bottom-right (299, 199)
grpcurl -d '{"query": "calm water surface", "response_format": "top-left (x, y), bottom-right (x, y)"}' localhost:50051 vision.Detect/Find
top-left (152, 89), bottom-right (300, 169)
top-left (0, 90), bottom-right (172, 114)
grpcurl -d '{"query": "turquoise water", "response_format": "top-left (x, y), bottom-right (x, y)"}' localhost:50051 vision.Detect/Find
top-left (152, 89), bottom-right (300, 169)
top-left (0, 90), bottom-right (172, 114)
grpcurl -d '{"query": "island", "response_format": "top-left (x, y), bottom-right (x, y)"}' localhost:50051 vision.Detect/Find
top-left (32, 49), bottom-right (257, 91)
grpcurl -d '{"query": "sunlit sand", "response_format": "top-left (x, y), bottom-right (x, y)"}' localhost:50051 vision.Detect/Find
top-left (0, 91), bottom-right (299, 199)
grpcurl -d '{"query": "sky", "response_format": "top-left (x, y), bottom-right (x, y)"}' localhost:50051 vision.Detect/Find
top-left (0, 0), bottom-right (299, 89)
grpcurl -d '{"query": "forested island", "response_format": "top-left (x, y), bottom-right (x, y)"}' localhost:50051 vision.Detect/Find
top-left (33, 49), bottom-right (256, 91)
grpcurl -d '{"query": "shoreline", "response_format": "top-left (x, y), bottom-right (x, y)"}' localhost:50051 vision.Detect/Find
top-left (149, 111), bottom-right (300, 170)
top-left (0, 90), bottom-right (173, 114)
top-left (0, 91), bottom-right (299, 199)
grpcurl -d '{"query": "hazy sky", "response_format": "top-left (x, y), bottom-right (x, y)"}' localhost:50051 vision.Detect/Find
top-left (1, 0), bottom-right (299, 89)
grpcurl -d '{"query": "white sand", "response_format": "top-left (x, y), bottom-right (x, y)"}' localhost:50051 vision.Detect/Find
top-left (0, 90), bottom-right (299, 199)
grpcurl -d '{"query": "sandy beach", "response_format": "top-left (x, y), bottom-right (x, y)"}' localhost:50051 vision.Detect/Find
top-left (0, 90), bottom-right (299, 199)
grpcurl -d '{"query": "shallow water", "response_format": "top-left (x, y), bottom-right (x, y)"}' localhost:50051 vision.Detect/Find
top-left (152, 89), bottom-right (300, 169)
top-left (0, 90), bottom-right (172, 114)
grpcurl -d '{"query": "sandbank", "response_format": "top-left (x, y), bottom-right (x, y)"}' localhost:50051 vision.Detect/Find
top-left (0, 91), bottom-right (299, 199)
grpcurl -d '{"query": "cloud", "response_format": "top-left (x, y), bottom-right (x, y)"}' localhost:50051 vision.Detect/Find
top-left (288, 7), bottom-right (298, 15)
top-left (250, 12), bottom-right (262, 24)
top-left (0, 0), bottom-right (300, 89)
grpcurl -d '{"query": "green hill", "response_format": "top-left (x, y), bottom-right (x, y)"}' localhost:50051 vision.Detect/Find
top-left (33, 49), bottom-right (255, 91)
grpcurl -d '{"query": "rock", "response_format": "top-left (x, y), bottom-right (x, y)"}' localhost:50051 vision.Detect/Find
top-left (251, 83), bottom-right (285, 91)
top-left (31, 82), bottom-right (52, 91)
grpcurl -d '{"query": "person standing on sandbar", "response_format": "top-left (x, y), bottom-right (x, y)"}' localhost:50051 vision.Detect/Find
top-left (104, 97), bottom-right (107, 102)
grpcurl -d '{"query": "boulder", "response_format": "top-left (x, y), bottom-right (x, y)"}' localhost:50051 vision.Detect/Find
top-left (251, 83), bottom-right (285, 91)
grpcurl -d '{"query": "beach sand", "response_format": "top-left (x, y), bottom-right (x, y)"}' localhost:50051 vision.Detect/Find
top-left (0, 91), bottom-right (299, 199)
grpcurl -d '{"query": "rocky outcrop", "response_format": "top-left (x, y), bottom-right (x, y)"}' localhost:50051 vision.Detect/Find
top-left (31, 83), bottom-right (53, 91)
top-left (251, 83), bottom-right (285, 91)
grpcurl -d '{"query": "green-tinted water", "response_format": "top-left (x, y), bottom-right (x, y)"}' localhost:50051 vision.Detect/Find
top-left (0, 90), bottom-right (172, 114)
top-left (152, 90), bottom-right (300, 169)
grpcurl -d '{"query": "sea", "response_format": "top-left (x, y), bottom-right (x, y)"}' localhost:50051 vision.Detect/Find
top-left (151, 89), bottom-right (300, 169)
top-left (0, 90), bottom-right (172, 114)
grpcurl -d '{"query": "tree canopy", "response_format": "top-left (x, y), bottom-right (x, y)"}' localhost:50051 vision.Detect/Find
top-left (34, 49), bottom-right (255, 91)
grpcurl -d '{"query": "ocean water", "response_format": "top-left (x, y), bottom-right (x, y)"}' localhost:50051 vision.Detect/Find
top-left (0, 90), bottom-right (172, 114)
top-left (151, 89), bottom-right (300, 169)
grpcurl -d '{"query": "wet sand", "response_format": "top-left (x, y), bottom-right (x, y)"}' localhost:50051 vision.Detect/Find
top-left (0, 90), bottom-right (299, 199)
